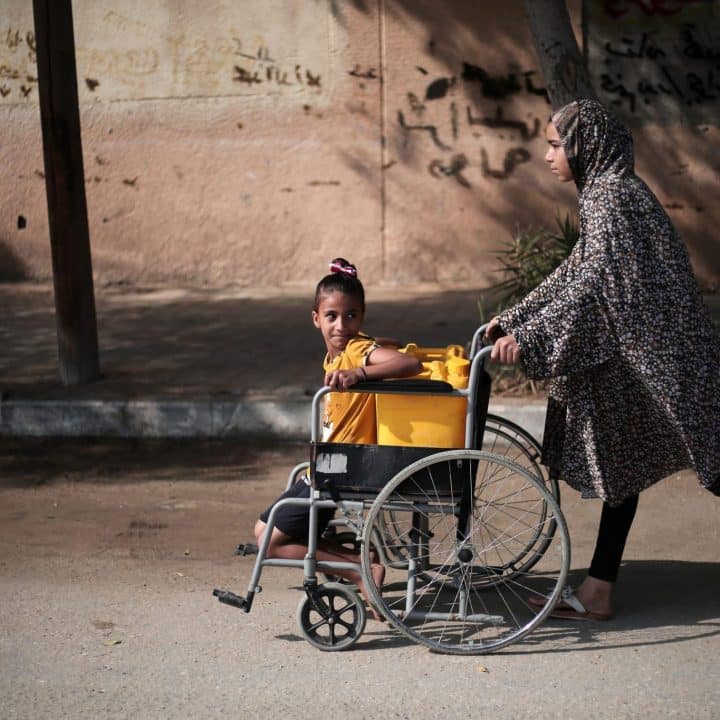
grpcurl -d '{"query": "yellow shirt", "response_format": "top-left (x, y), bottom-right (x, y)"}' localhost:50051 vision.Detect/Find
top-left (322, 334), bottom-right (379, 444)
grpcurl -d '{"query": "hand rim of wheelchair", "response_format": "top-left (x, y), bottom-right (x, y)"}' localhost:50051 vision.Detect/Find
top-left (360, 449), bottom-right (570, 655)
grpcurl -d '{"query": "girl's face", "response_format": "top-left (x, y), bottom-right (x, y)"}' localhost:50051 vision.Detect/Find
top-left (312, 290), bottom-right (364, 358)
top-left (545, 122), bottom-right (574, 182)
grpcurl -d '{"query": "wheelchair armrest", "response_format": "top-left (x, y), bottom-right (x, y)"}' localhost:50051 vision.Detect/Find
top-left (351, 379), bottom-right (455, 394)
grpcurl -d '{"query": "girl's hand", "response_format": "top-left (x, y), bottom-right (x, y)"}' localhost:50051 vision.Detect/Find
top-left (484, 316), bottom-right (506, 343)
top-left (324, 367), bottom-right (365, 390)
top-left (490, 334), bottom-right (522, 365)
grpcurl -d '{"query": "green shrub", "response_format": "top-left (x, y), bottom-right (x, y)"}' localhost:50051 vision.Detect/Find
top-left (479, 213), bottom-right (578, 395)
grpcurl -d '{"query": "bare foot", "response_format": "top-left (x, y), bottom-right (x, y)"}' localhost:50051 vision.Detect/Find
top-left (356, 563), bottom-right (386, 621)
top-left (371, 562), bottom-right (386, 591)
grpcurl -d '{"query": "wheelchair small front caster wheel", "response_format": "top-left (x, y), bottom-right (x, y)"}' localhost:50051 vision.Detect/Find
top-left (296, 582), bottom-right (366, 651)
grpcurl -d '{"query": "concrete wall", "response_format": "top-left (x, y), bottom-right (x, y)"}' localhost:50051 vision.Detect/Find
top-left (1, 0), bottom-right (718, 289)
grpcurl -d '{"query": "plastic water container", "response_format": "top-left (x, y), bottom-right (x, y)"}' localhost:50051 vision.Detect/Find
top-left (376, 344), bottom-right (470, 448)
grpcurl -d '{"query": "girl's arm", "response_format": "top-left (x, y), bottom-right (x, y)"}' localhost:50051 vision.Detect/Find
top-left (324, 347), bottom-right (422, 390)
top-left (365, 346), bottom-right (422, 380)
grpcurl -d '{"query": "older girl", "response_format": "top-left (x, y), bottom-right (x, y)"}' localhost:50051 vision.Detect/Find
top-left (487, 100), bottom-right (720, 620)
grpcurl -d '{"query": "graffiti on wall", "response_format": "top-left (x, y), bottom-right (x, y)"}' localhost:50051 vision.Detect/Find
top-left (0, 0), bottom-right (328, 104)
top-left (587, 0), bottom-right (720, 122)
top-left (0, 27), bottom-right (37, 101)
top-left (393, 63), bottom-right (549, 186)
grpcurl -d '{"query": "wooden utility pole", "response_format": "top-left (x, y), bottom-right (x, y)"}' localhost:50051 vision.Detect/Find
top-left (33, 0), bottom-right (100, 384)
top-left (524, 0), bottom-right (597, 110)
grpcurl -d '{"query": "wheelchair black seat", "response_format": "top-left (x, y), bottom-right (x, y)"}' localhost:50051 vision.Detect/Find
top-left (312, 442), bottom-right (477, 498)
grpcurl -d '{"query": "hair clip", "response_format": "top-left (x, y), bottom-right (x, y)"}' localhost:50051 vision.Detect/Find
top-left (329, 258), bottom-right (357, 277)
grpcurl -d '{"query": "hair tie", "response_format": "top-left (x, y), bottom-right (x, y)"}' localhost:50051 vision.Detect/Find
top-left (329, 258), bottom-right (357, 278)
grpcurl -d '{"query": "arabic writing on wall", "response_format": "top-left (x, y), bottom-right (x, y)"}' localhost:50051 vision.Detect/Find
top-left (387, 63), bottom-right (549, 186)
top-left (0, 27), bottom-right (37, 101)
top-left (1, 4), bottom-right (327, 104)
top-left (588, 0), bottom-right (720, 122)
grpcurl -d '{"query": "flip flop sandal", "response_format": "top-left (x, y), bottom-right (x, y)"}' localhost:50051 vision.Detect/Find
top-left (529, 585), bottom-right (612, 622)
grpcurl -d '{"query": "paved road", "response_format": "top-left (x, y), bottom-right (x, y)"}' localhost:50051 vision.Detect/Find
top-left (1, 438), bottom-right (718, 719)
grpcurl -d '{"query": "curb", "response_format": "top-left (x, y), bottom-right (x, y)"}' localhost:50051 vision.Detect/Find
top-left (0, 398), bottom-right (547, 442)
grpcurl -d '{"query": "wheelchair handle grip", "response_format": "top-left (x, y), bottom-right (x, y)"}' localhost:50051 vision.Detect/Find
top-left (470, 322), bottom-right (507, 358)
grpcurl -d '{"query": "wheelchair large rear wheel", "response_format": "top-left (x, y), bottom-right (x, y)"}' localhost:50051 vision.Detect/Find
top-left (361, 450), bottom-right (570, 655)
top-left (483, 414), bottom-right (557, 498)
top-left (379, 417), bottom-right (559, 578)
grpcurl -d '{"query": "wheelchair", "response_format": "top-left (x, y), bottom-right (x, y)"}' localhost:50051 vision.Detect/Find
top-left (214, 329), bottom-right (570, 655)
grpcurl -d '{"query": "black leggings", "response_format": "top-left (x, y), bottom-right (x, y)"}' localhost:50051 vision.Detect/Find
top-left (588, 494), bottom-right (639, 583)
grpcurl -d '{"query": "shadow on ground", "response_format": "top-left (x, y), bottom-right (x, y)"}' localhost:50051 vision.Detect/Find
top-left (0, 437), bottom-right (308, 487)
top-left (0, 284), bottom-right (488, 400)
top-left (495, 559), bottom-right (720, 655)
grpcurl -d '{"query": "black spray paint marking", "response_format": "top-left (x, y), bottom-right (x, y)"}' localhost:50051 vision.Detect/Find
top-left (425, 76), bottom-right (456, 100)
top-left (407, 92), bottom-right (426, 116)
top-left (480, 147), bottom-right (531, 179)
top-left (461, 63), bottom-right (521, 99)
top-left (397, 110), bottom-right (451, 151)
top-left (428, 154), bottom-right (471, 188)
top-left (467, 106), bottom-right (540, 141)
top-left (349, 65), bottom-right (378, 80)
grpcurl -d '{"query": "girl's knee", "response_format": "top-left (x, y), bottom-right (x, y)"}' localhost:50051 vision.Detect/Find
top-left (255, 521), bottom-right (294, 554)
top-left (254, 519), bottom-right (267, 544)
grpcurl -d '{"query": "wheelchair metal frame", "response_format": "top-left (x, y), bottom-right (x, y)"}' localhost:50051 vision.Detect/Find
top-left (214, 333), bottom-right (570, 654)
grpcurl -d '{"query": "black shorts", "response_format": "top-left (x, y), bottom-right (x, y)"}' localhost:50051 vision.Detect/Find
top-left (258, 481), bottom-right (335, 541)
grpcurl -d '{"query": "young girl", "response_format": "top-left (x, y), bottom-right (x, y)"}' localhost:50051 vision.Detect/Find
top-left (254, 258), bottom-right (422, 618)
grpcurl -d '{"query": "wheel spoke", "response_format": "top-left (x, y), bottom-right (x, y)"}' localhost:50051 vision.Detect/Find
top-left (307, 616), bottom-right (330, 633)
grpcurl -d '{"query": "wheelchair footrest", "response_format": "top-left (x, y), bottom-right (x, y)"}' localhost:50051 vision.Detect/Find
top-left (234, 542), bottom-right (258, 556)
top-left (213, 588), bottom-right (249, 610)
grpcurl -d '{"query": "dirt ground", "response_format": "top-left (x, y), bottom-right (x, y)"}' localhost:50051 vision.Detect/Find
top-left (1, 438), bottom-right (719, 719)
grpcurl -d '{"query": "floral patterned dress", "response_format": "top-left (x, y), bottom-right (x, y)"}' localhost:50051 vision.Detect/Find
top-left (497, 99), bottom-right (720, 505)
